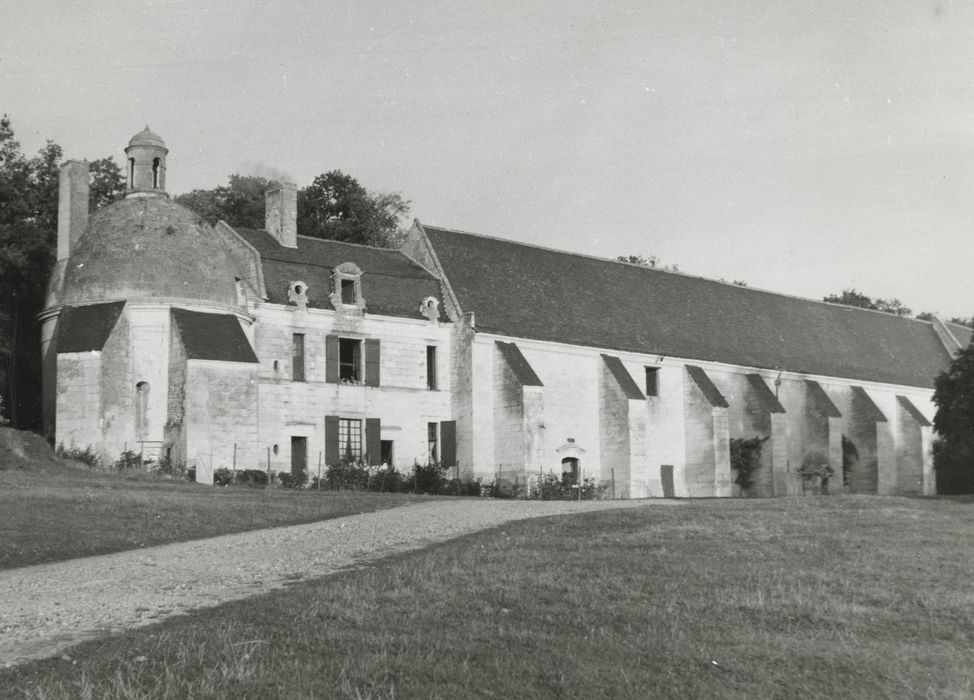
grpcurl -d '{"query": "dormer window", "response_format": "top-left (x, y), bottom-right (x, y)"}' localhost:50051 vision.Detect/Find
top-left (330, 262), bottom-right (365, 311)
top-left (341, 279), bottom-right (356, 304)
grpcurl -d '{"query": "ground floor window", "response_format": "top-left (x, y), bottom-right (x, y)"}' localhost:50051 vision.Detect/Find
top-left (381, 439), bottom-right (394, 466)
top-left (339, 418), bottom-right (363, 461)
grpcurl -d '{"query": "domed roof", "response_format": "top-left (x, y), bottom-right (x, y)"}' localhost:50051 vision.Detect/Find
top-left (60, 197), bottom-right (238, 307)
top-left (127, 126), bottom-right (167, 150)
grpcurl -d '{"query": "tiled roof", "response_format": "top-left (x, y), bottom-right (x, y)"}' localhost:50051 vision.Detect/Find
top-left (601, 354), bottom-right (645, 400)
top-left (422, 225), bottom-right (953, 388)
top-left (232, 228), bottom-right (441, 320)
top-left (496, 341), bottom-right (544, 387)
top-left (851, 386), bottom-right (887, 423)
top-left (171, 309), bottom-right (258, 363)
top-left (745, 374), bottom-right (785, 414)
top-left (686, 365), bottom-right (730, 408)
top-left (805, 380), bottom-right (842, 417)
top-left (945, 322), bottom-right (972, 349)
top-left (897, 395), bottom-right (932, 427)
top-left (57, 302), bottom-right (125, 353)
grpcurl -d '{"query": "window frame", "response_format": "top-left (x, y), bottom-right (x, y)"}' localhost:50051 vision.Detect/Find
top-left (427, 422), bottom-right (439, 464)
top-left (292, 333), bottom-right (305, 382)
top-left (645, 366), bottom-right (659, 397)
top-left (338, 418), bottom-right (363, 462)
top-left (339, 337), bottom-right (362, 383)
top-left (426, 345), bottom-right (438, 390)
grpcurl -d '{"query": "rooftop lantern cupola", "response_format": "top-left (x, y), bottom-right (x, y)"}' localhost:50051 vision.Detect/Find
top-left (125, 126), bottom-right (169, 197)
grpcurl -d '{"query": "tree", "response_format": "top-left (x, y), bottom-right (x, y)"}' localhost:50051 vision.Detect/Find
top-left (0, 115), bottom-right (123, 427)
top-left (88, 157), bottom-right (126, 211)
top-left (933, 342), bottom-right (974, 491)
top-left (175, 170), bottom-right (410, 248)
top-left (822, 289), bottom-right (911, 317)
top-left (948, 317), bottom-right (974, 329)
top-left (616, 254), bottom-right (680, 273)
top-left (297, 170), bottom-right (409, 247)
top-left (174, 174), bottom-right (273, 229)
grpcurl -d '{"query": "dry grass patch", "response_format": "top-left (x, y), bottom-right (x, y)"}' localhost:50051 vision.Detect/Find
top-left (4, 496), bottom-right (974, 698)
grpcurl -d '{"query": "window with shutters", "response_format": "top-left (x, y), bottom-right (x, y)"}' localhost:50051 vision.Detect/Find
top-left (339, 338), bottom-right (361, 382)
top-left (427, 422), bottom-right (438, 464)
top-left (338, 418), bottom-right (363, 461)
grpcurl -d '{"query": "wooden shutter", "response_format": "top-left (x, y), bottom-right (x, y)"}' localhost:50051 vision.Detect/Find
top-left (325, 335), bottom-right (339, 383)
top-left (324, 415), bottom-right (340, 464)
top-left (365, 338), bottom-right (380, 387)
top-left (365, 418), bottom-right (381, 466)
top-left (440, 420), bottom-right (457, 467)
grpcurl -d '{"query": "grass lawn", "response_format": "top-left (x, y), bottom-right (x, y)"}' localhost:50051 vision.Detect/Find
top-left (0, 467), bottom-right (430, 570)
top-left (4, 496), bottom-right (973, 699)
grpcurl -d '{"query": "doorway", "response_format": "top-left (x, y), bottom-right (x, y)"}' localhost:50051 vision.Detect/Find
top-left (380, 440), bottom-right (394, 466)
top-left (561, 457), bottom-right (579, 487)
top-left (291, 436), bottom-right (308, 480)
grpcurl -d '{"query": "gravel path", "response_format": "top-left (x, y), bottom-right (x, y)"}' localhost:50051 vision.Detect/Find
top-left (0, 498), bottom-right (669, 667)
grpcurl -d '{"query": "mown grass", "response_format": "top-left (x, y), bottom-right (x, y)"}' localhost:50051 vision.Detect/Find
top-left (0, 468), bottom-right (430, 569)
top-left (4, 496), bottom-right (973, 698)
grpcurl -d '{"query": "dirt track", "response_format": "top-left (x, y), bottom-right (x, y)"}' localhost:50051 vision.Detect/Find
top-left (0, 498), bottom-right (666, 667)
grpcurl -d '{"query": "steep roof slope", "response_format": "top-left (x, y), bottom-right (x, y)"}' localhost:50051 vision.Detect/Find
top-left (422, 225), bottom-right (952, 388)
top-left (945, 321), bottom-right (972, 349)
top-left (232, 228), bottom-right (441, 320)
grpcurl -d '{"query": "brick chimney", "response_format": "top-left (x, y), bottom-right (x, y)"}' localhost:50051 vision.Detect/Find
top-left (57, 160), bottom-right (90, 261)
top-left (265, 183), bottom-right (297, 248)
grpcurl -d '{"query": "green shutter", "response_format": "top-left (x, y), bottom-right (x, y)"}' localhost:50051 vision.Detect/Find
top-left (365, 338), bottom-right (380, 387)
top-left (325, 415), bottom-right (340, 464)
top-left (365, 418), bottom-right (381, 466)
top-left (440, 420), bottom-right (457, 467)
top-left (325, 335), bottom-right (339, 383)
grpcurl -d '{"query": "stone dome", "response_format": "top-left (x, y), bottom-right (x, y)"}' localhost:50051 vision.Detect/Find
top-left (60, 197), bottom-right (239, 307)
top-left (127, 126), bottom-right (168, 151)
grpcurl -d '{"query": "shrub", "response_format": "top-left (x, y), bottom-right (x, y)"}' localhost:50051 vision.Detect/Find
top-left (325, 461), bottom-right (370, 490)
top-left (236, 469), bottom-right (269, 487)
top-left (528, 472), bottom-right (607, 500)
top-left (799, 452), bottom-right (835, 495)
top-left (729, 436), bottom-right (767, 494)
top-left (55, 442), bottom-right (101, 468)
top-left (113, 450), bottom-right (143, 472)
top-left (186, 466), bottom-right (197, 482)
top-left (841, 435), bottom-right (858, 487)
top-left (278, 470), bottom-right (308, 489)
top-left (153, 455), bottom-right (184, 477)
top-left (412, 462), bottom-right (447, 494)
top-left (213, 467), bottom-right (233, 486)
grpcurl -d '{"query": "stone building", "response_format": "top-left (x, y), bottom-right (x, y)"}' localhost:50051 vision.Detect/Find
top-left (42, 129), bottom-right (969, 495)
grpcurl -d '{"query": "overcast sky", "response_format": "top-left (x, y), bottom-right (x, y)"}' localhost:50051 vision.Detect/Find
top-left (2, 0), bottom-right (972, 318)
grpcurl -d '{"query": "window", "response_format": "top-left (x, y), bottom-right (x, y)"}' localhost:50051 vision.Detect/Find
top-left (426, 346), bottom-right (437, 390)
top-left (427, 422), bottom-right (438, 464)
top-left (128, 158), bottom-right (135, 187)
top-left (292, 333), bottom-right (305, 381)
top-left (339, 338), bottom-right (362, 382)
top-left (341, 279), bottom-right (356, 304)
top-left (339, 418), bottom-right (363, 462)
top-left (135, 381), bottom-right (149, 439)
top-left (152, 157), bottom-right (160, 188)
top-left (645, 367), bottom-right (659, 397)
top-left (561, 457), bottom-right (579, 487)
top-left (380, 440), bottom-right (394, 466)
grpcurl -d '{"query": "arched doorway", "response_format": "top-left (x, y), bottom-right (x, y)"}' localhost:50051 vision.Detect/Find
top-left (561, 457), bottom-right (579, 487)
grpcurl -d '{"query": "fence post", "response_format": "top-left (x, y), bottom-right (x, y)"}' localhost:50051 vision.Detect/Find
top-left (317, 451), bottom-right (322, 491)
top-left (266, 447), bottom-right (271, 487)
top-left (611, 468), bottom-right (616, 499)
top-left (232, 443), bottom-right (237, 475)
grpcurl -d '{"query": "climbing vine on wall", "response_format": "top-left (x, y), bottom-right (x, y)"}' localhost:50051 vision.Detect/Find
top-left (841, 435), bottom-right (858, 487)
top-left (729, 436), bottom-right (768, 493)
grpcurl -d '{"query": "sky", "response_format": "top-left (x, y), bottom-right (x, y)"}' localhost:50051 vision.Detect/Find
top-left (2, 0), bottom-right (973, 318)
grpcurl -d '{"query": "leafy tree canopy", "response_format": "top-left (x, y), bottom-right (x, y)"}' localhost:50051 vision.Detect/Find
top-left (0, 115), bottom-right (123, 427)
top-left (823, 288), bottom-right (912, 317)
top-left (933, 342), bottom-right (974, 483)
top-left (617, 254), bottom-right (680, 273)
top-left (175, 170), bottom-right (410, 248)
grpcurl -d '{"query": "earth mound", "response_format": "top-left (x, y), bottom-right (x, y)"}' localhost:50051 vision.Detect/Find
top-left (0, 427), bottom-right (86, 473)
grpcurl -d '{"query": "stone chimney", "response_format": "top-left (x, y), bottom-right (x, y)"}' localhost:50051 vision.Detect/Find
top-left (57, 160), bottom-right (90, 261)
top-left (265, 183), bottom-right (297, 248)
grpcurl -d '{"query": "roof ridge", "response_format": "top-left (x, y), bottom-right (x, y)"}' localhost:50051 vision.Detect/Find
top-left (421, 224), bottom-right (936, 327)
